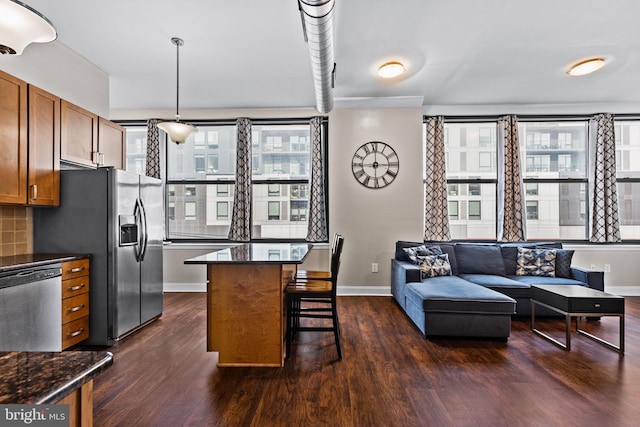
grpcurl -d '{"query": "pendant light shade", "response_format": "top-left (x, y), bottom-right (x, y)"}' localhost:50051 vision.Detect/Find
top-left (157, 37), bottom-right (196, 144)
top-left (0, 0), bottom-right (57, 55)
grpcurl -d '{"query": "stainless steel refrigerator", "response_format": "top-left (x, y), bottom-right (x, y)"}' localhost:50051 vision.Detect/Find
top-left (34, 167), bottom-right (163, 346)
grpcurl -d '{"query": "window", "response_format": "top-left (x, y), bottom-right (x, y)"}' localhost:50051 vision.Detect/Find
top-left (216, 201), bottom-right (229, 220)
top-left (442, 122), bottom-right (497, 239)
top-left (207, 154), bottom-right (218, 173)
top-left (194, 155), bottom-right (205, 173)
top-left (124, 127), bottom-right (147, 174)
top-left (615, 120), bottom-right (640, 239)
top-left (429, 119), bottom-right (593, 241)
top-left (268, 201), bottom-right (280, 220)
top-left (448, 201), bottom-right (459, 220)
top-left (161, 120), bottom-right (323, 241)
top-left (184, 202), bottom-right (196, 221)
top-left (520, 121), bottom-right (588, 239)
top-left (268, 184), bottom-right (280, 196)
top-left (526, 201), bottom-right (539, 220)
top-left (468, 201), bottom-right (481, 220)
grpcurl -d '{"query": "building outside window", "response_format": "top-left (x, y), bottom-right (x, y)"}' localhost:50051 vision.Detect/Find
top-left (615, 120), bottom-right (640, 239)
top-left (519, 121), bottom-right (588, 240)
top-left (148, 120), bottom-right (321, 241)
top-left (433, 120), bottom-right (591, 241)
top-left (442, 122), bottom-right (497, 239)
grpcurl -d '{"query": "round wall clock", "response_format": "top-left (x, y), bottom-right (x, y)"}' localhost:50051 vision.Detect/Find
top-left (351, 141), bottom-right (399, 189)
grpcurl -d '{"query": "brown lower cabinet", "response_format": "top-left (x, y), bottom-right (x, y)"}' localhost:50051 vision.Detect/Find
top-left (57, 380), bottom-right (94, 427)
top-left (62, 258), bottom-right (90, 350)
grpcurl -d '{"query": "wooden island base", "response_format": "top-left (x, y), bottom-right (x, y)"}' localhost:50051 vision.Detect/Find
top-left (185, 243), bottom-right (312, 367)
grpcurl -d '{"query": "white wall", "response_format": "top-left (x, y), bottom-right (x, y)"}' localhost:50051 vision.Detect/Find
top-left (328, 107), bottom-right (424, 294)
top-left (0, 41), bottom-right (109, 117)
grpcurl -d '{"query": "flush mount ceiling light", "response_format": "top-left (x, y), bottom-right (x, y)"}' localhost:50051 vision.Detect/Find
top-left (0, 0), bottom-right (57, 55)
top-left (378, 61), bottom-right (406, 79)
top-left (157, 37), bottom-right (196, 144)
top-left (567, 57), bottom-right (605, 76)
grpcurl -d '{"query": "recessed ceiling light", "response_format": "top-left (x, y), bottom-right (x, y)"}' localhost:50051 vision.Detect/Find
top-left (567, 58), bottom-right (605, 76)
top-left (378, 61), bottom-right (406, 79)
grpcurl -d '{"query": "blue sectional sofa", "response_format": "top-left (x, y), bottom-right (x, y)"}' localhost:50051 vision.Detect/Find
top-left (391, 241), bottom-right (604, 340)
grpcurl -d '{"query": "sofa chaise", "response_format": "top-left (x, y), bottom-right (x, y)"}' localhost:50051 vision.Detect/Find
top-left (391, 241), bottom-right (604, 340)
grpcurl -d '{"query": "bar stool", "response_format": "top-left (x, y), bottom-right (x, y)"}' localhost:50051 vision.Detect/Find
top-left (286, 235), bottom-right (344, 360)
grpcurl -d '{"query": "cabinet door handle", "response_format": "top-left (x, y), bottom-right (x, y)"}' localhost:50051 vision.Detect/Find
top-left (30, 184), bottom-right (38, 201)
top-left (68, 284), bottom-right (86, 291)
top-left (69, 267), bottom-right (84, 273)
top-left (68, 304), bottom-right (85, 313)
top-left (68, 328), bottom-right (84, 338)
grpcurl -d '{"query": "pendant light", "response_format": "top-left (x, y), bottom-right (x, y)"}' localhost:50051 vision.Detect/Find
top-left (157, 37), bottom-right (196, 144)
top-left (0, 0), bottom-right (57, 55)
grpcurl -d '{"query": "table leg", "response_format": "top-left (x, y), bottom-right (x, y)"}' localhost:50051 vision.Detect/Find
top-left (565, 313), bottom-right (571, 351)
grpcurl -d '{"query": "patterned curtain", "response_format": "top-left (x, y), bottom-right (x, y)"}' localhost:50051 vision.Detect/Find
top-left (497, 115), bottom-right (525, 242)
top-left (146, 119), bottom-right (161, 179)
top-left (589, 113), bottom-right (621, 243)
top-left (423, 116), bottom-right (450, 241)
top-left (228, 118), bottom-right (252, 242)
top-left (306, 117), bottom-right (329, 241)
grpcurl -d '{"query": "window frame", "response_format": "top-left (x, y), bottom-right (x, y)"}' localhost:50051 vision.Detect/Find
top-left (116, 117), bottom-right (329, 243)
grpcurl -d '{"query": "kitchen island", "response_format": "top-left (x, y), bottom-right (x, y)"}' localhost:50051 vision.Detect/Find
top-left (0, 350), bottom-right (113, 426)
top-left (185, 243), bottom-right (312, 367)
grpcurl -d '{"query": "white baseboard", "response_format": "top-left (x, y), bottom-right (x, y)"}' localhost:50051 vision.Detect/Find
top-left (605, 286), bottom-right (640, 296)
top-left (163, 282), bottom-right (391, 296)
top-left (164, 282), bottom-right (206, 292)
top-left (337, 286), bottom-right (391, 296)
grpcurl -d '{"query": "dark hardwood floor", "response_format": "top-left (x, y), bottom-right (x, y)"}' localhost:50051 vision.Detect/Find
top-left (92, 293), bottom-right (640, 427)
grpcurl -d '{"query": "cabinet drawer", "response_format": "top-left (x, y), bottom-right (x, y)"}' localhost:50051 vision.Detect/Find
top-left (62, 294), bottom-right (89, 324)
top-left (62, 258), bottom-right (89, 280)
top-left (62, 316), bottom-right (89, 349)
top-left (62, 276), bottom-right (89, 299)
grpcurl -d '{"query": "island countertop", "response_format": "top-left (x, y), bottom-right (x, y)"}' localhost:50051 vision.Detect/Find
top-left (0, 351), bottom-right (113, 404)
top-left (184, 243), bottom-right (313, 264)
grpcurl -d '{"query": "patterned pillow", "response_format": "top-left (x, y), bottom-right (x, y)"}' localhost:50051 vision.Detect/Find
top-left (418, 254), bottom-right (452, 279)
top-left (550, 248), bottom-right (574, 278)
top-left (403, 245), bottom-right (442, 265)
top-left (516, 247), bottom-right (556, 277)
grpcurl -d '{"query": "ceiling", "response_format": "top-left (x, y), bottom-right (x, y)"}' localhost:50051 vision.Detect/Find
top-left (21, 0), bottom-right (640, 114)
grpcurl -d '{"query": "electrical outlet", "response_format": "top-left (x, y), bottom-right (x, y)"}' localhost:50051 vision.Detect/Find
top-left (371, 263), bottom-right (379, 273)
top-left (590, 264), bottom-right (597, 269)
top-left (604, 264), bottom-right (611, 273)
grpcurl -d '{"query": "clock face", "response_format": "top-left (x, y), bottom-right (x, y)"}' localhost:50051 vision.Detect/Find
top-left (351, 141), bottom-right (399, 189)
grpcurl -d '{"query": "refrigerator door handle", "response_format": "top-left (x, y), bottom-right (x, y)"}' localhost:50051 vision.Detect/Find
top-left (139, 198), bottom-right (149, 262)
top-left (134, 198), bottom-right (143, 262)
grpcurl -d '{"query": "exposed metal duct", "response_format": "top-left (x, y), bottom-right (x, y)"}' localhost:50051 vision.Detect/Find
top-left (298, 0), bottom-right (335, 114)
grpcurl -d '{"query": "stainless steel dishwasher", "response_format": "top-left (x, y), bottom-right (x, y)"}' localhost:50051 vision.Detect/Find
top-left (0, 264), bottom-right (62, 351)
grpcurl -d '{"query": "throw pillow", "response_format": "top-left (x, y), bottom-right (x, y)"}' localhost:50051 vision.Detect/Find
top-left (540, 247), bottom-right (574, 278)
top-left (418, 254), bottom-right (452, 279)
top-left (403, 245), bottom-right (443, 265)
top-left (516, 247), bottom-right (556, 277)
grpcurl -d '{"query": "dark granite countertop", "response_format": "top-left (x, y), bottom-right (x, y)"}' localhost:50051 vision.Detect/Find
top-left (184, 243), bottom-right (313, 264)
top-left (0, 351), bottom-right (113, 404)
top-left (0, 254), bottom-right (90, 274)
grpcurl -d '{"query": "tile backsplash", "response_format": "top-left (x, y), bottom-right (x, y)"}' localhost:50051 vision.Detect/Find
top-left (0, 206), bottom-right (33, 256)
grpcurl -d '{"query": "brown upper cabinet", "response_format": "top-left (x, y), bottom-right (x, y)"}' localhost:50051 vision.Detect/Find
top-left (60, 100), bottom-right (98, 168)
top-left (28, 85), bottom-right (61, 206)
top-left (0, 70), bottom-right (28, 205)
top-left (61, 100), bottom-right (126, 169)
top-left (98, 117), bottom-right (125, 169)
